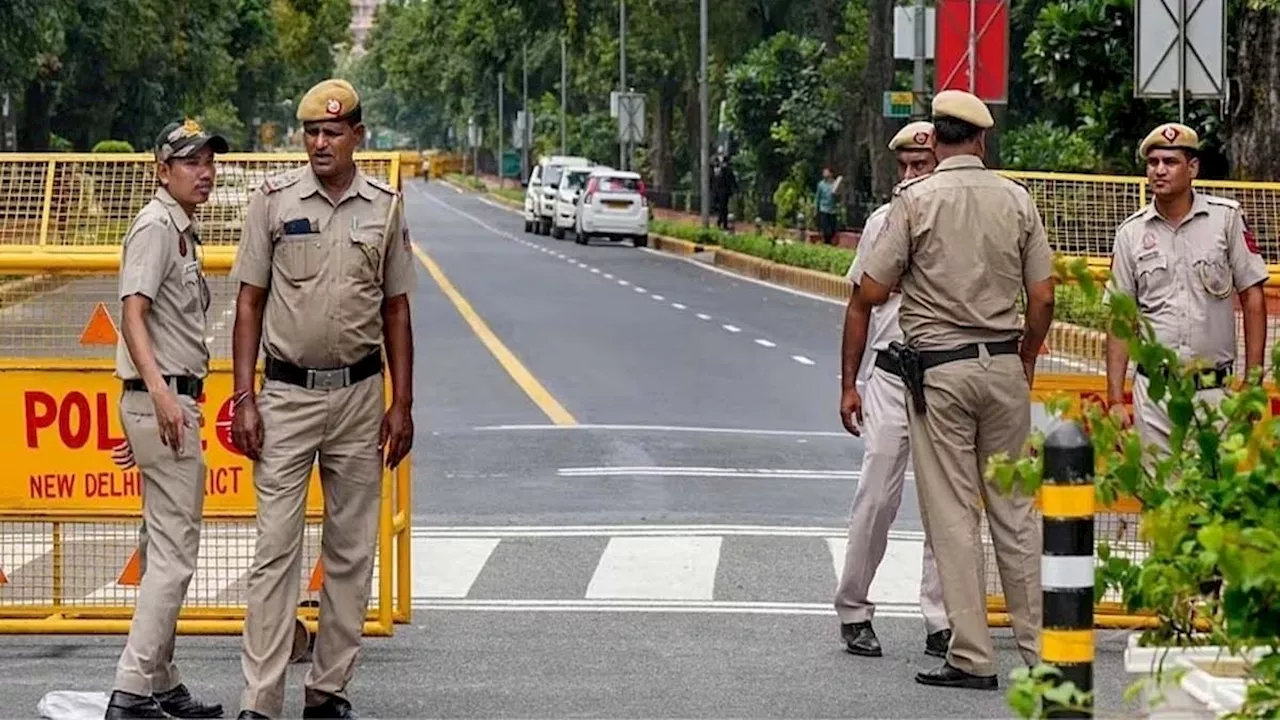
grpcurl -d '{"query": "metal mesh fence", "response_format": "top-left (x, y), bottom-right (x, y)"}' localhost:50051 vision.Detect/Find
top-left (0, 519), bottom-right (388, 613)
top-left (0, 153), bottom-right (398, 247)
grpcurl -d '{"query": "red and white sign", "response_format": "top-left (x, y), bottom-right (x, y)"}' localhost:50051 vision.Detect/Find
top-left (935, 0), bottom-right (1009, 103)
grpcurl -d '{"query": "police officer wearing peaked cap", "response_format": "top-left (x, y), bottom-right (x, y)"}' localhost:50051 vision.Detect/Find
top-left (230, 78), bottom-right (418, 720)
top-left (106, 119), bottom-right (226, 720)
top-left (856, 89), bottom-right (1055, 689)
top-left (836, 120), bottom-right (949, 660)
top-left (1105, 122), bottom-right (1268, 454)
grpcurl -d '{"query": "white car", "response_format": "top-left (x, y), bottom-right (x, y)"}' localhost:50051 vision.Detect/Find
top-left (523, 155), bottom-right (590, 235)
top-left (551, 166), bottom-right (598, 240)
top-left (526, 156), bottom-right (590, 235)
top-left (574, 169), bottom-right (649, 247)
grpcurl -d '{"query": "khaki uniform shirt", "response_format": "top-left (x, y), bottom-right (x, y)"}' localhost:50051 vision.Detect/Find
top-left (115, 188), bottom-right (210, 380)
top-left (231, 165), bottom-right (419, 369)
top-left (859, 155), bottom-right (1054, 350)
top-left (847, 203), bottom-right (902, 387)
top-left (1106, 192), bottom-right (1268, 366)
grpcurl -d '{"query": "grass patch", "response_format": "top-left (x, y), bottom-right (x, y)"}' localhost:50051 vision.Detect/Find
top-left (649, 218), bottom-right (854, 276)
top-left (493, 188), bottom-right (525, 205)
top-left (1054, 282), bottom-right (1108, 331)
top-left (445, 173), bottom-right (487, 192)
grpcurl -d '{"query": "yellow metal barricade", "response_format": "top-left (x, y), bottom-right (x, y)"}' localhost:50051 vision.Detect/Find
top-left (0, 153), bottom-right (412, 636)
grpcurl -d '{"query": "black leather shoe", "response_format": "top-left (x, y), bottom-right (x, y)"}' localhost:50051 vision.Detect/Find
top-left (925, 629), bottom-right (952, 657)
top-left (840, 621), bottom-right (883, 657)
top-left (302, 696), bottom-right (357, 719)
top-left (155, 684), bottom-right (223, 718)
top-left (915, 662), bottom-right (998, 690)
top-left (105, 691), bottom-right (171, 719)
top-left (236, 712), bottom-right (269, 720)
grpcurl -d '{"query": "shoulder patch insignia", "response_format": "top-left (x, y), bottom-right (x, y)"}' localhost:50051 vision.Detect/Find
top-left (367, 176), bottom-right (398, 195)
top-left (891, 174), bottom-right (929, 197)
top-left (1242, 213), bottom-right (1261, 255)
top-left (261, 169), bottom-right (303, 195)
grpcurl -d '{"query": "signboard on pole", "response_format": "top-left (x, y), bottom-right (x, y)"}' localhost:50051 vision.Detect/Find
top-left (613, 91), bottom-right (646, 144)
top-left (1134, 0), bottom-right (1224, 100)
top-left (894, 6), bottom-right (936, 60)
top-left (934, 0), bottom-right (1009, 103)
top-left (883, 91), bottom-right (915, 118)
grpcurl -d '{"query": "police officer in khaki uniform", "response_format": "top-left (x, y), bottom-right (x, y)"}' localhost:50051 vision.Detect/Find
top-left (857, 90), bottom-right (1055, 689)
top-left (107, 119), bottom-right (227, 720)
top-left (1106, 123), bottom-right (1268, 453)
top-left (837, 120), bottom-right (948, 659)
top-left (230, 79), bottom-right (417, 720)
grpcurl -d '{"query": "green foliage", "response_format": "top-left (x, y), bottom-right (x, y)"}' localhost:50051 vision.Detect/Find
top-left (649, 218), bottom-right (854, 276)
top-left (90, 140), bottom-right (135, 153)
top-left (1007, 665), bottom-right (1094, 718)
top-left (1001, 121), bottom-right (1101, 172)
top-left (989, 256), bottom-right (1280, 717)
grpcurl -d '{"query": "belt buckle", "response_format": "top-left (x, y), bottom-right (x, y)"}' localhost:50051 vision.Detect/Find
top-left (307, 367), bottom-right (350, 390)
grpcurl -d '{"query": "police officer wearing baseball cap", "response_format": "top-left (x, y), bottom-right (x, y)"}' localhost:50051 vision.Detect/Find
top-left (105, 118), bottom-right (227, 719)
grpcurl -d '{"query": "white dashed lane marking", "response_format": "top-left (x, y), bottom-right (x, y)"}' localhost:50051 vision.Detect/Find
top-left (723, 325), bottom-right (741, 333)
top-left (672, 303), bottom-right (686, 310)
top-left (755, 339), bottom-right (776, 348)
top-left (792, 356), bottom-right (815, 366)
top-left (696, 313), bottom-right (711, 320)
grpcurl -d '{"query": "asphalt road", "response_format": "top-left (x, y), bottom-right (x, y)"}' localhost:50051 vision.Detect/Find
top-left (2, 179), bottom-right (1134, 718)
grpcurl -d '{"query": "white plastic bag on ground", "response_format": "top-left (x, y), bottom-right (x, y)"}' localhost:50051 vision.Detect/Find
top-left (37, 691), bottom-right (109, 720)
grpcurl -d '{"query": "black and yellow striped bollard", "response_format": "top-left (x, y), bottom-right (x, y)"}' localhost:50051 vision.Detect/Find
top-left (1040, 421), bottom-right (1094, 718)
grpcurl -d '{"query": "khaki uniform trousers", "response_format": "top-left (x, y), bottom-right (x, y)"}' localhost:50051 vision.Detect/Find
top-left (113, 390), bottom-right (205, 697)
top-left (1132, 373), bottom-right (1227, 455)
top-left (835, 365), bottom-right (947, 633)
top-left (240, 374), bottom-right (383, 717)
top-left (905, 351), bottom-right (1041, 676)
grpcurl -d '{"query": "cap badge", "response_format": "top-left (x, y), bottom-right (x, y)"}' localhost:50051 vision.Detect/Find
top-left (326, 98), bottom-right (342, 115)
top-left (912, 131), bottom-right (930, 145)
top-left (1161, 126), bottom-right (1179, 142)
top-left (182, 118), bottom-right (202, 137)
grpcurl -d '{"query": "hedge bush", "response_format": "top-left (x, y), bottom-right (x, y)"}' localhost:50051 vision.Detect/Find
top-left (649, 218), bottom-right (855, 276)
top-left (91, 140), bottom-right (136, 153)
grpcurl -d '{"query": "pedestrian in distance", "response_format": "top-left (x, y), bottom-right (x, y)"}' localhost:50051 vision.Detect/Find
top-left (229, 78), bottom-right (418, 720)
top-left (1104, 122), bottom-right (1268, 453)
top-left (856, 89), bottom-right (1055, 690)
top-left (105, 119), bottom-right (228, 720)
top-left (816, 168), bottom-right (843, 245)
top-left (836, 120), bottom-right (949, 660)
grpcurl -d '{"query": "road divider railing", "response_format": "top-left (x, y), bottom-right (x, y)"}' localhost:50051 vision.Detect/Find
top-left (0, 153), bottom-right (412, 638)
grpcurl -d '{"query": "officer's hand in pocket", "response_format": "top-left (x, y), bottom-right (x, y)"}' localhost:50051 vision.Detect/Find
top-left (380, 401), bottom-right (414, 469)
top-left (111, 440), bottom-right (136, 470)
top-left (232, 396), bottom-right (265, 461)
top-left (840, 387), bottom-right (864, 437)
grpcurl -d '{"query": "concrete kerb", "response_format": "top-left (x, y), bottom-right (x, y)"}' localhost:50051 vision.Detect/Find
top-left (460, 184), bottom-right (1107, 365)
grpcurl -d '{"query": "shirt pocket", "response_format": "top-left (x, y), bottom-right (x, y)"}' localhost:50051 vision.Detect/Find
top-left (274, 232), bottom-right (325, 283)
top-left (347, 224), bottom-right (384, 284)
top-left (1134, 251), bottom-right (1172, 300)
top-left (1192, 243), bottom-right (1233, 299)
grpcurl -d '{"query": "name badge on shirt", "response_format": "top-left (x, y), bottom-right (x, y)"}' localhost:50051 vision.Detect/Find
top-left (283, 218), bottom-right (315, 235)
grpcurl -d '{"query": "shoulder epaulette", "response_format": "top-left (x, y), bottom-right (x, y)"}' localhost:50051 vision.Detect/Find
top-left (366, 176), bottom-right (398, 195)
top-left (1002, 174), bottom-right (1029, 191)
top-left (260, 168), bottom-right (304, 194)
top-left (891, 174), bottom-right (929, 197)
top-left (1117, 207), bottom-right (1147, 230)
top-left (1205, 194), bottom-right (1241, 210)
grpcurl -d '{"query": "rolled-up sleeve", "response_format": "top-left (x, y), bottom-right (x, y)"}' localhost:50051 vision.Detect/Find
top-left (119, 220), bottom-right (172, 301)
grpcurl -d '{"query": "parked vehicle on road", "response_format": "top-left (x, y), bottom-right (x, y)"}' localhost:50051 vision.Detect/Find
top-left (574, 169), bottom-right (649, 248)
top-left (524, 155), bottom-right (590, 235)
top-left (551, 166), bottom-right (598, 240)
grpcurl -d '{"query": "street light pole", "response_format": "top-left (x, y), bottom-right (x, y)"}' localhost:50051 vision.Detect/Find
top-left (560, 36), bottom-right (567, 155)
top-left (620, 0), bottom-right (627, 170)
top-left (699, 0), bottom-right (709, 228)
top-left (498, 70), bottom-right (504, 188)
top-left (522, 42), bottom-right (529, 182)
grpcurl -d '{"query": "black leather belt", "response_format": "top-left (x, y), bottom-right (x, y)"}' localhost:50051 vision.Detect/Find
top-left (1137, 362), bottom-right (1231, 391)
top-left (265, 351), bottom-right (383, 390)
top-left (917, 339), bottom-right (1020, 371)
top-left (873, 351), bottom-right (902, 378)
top-left (123, 376), bottom-right (203, 398)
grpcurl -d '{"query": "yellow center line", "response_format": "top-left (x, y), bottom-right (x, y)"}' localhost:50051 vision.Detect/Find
top-left (412, 243), bottom-right (578, 426)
